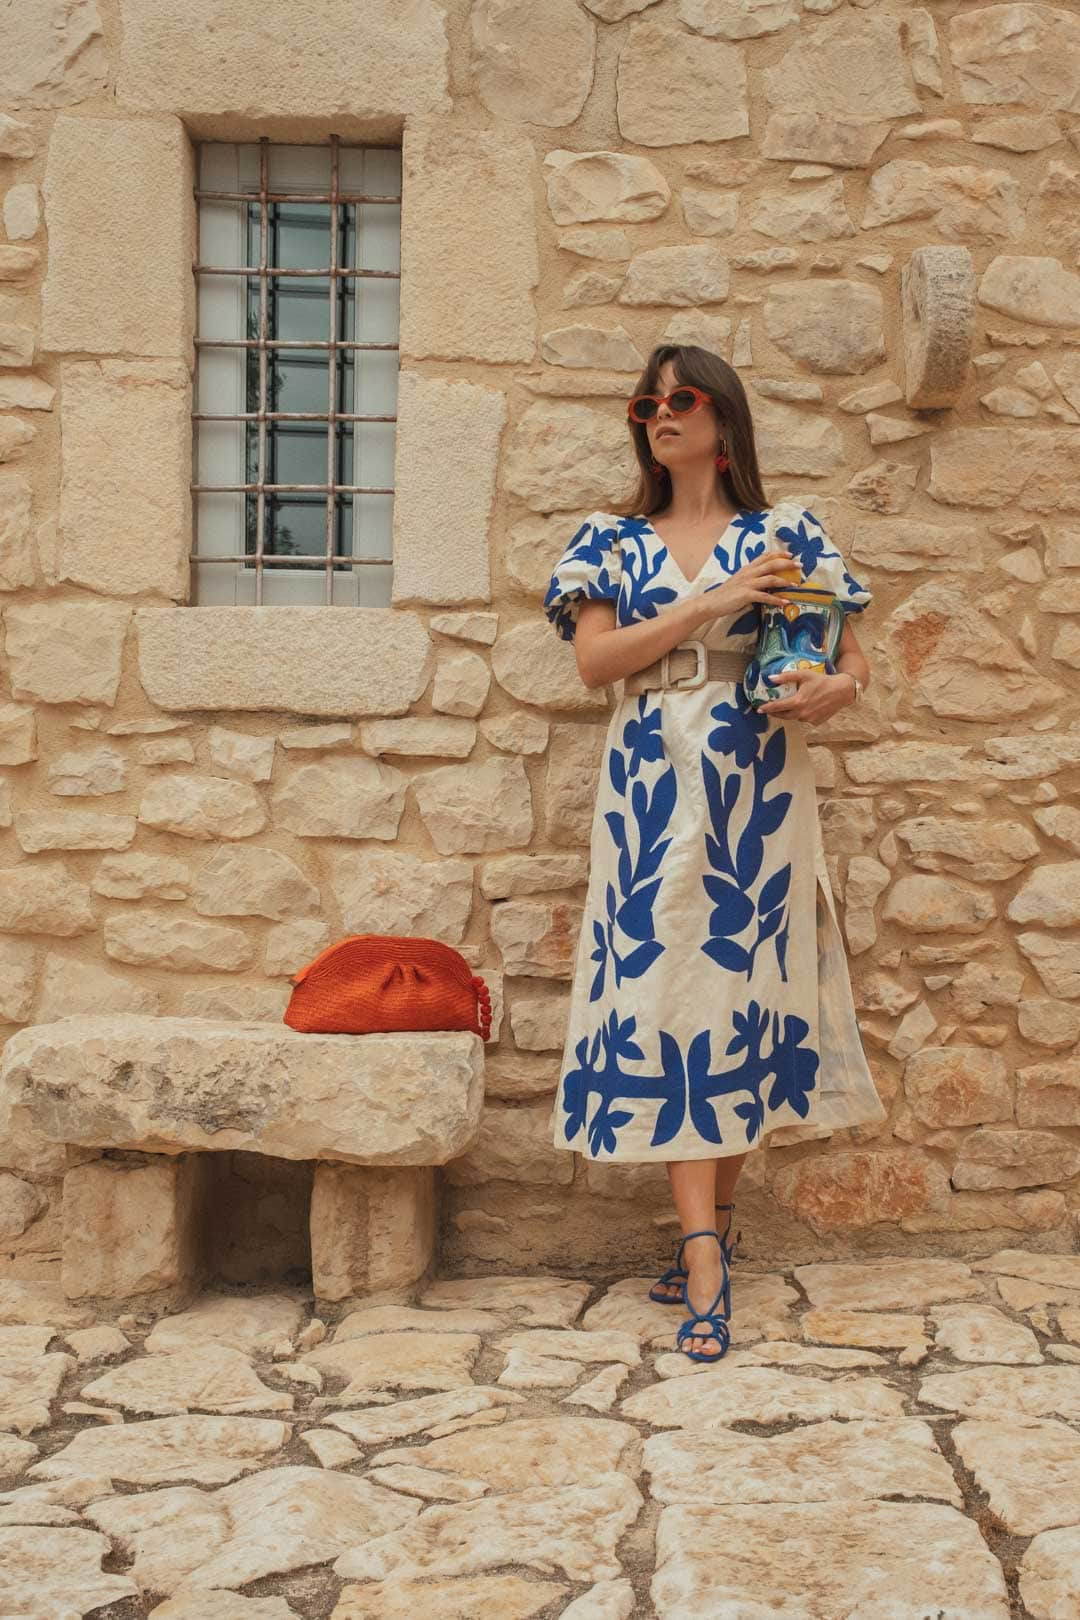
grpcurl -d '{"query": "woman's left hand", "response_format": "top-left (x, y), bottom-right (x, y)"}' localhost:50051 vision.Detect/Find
top-left (756, 668), bottom-right (855, 725)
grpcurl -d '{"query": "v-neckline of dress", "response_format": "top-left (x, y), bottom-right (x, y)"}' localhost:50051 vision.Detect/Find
top-left (642, 511), bottom-right (743, 589)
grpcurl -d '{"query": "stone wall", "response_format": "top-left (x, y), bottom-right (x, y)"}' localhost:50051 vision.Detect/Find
top-left (1, 0), bottom-right (1079, 1280)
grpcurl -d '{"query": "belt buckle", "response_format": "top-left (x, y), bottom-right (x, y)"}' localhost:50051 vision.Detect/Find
top-left (661, 639), bottom-right (707, 690)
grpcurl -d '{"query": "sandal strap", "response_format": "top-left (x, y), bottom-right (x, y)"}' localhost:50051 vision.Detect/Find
top-left (678, 1311), bottom-right (729, 1342)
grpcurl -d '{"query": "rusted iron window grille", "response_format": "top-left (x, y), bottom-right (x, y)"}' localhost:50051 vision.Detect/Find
top-left (192, 137), bottom-right (401, 605)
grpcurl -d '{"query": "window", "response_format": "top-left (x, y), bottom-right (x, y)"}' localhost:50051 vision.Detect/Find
top-left (193, 138), bottom-right (401, 605)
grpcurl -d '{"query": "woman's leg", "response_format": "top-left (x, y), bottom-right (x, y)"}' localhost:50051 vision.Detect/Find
top-left (665, 1154), bottom-right (748, 1357)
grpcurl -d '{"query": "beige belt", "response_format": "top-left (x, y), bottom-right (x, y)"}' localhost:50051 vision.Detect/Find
top-left (624, 640), bottom-right (749, 695)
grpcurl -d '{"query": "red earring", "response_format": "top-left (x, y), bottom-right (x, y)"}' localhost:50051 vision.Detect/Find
top-left (650, 458), bottom-right (667, 476)
top-left (715, 439), bottom-right (730, 474)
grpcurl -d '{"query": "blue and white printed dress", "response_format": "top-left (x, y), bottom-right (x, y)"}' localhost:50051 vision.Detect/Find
top-left (542, 497), bottom-right (887, 1162)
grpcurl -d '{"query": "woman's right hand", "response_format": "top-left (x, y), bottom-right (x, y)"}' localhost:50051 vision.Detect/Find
top-left (695, 548), bottom-right (798, 621)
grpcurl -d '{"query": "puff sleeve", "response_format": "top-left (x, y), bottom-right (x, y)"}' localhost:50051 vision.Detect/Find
top-left (542, 511), bottom-right (623, 643)
top-left (770, 500), bottom-right (872, 615)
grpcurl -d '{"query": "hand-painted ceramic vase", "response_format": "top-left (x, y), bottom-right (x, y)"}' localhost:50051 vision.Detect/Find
top-left (743, 583), bottom-right (847, 709)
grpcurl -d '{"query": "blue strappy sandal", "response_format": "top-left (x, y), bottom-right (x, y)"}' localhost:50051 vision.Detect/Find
top-left (648, 1201), bottom-right (739, 1306)
top-left (675, 1228), bottom-right (732, 1363)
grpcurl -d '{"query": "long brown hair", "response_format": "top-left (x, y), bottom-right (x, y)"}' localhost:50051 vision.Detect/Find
top-left (612, 343), bottom-right (770, 520)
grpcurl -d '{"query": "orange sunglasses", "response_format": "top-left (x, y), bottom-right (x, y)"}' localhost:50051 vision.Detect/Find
top-left (627, 385), bottom-right (712, 424)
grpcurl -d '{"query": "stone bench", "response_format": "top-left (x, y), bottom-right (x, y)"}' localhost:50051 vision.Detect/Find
top-left (0, 1015), bottom-right (484, 1307)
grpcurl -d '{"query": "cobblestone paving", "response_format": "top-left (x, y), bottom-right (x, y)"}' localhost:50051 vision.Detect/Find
top-left (1, 1247), bottom-right (1079, 1618)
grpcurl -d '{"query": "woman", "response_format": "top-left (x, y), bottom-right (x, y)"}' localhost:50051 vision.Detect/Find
top-left (542, 344), bottom-right (886, 1363)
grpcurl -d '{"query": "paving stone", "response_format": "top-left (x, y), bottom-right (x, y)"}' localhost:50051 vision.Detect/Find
top-left (63, 1324), bottom-right (129, 1364)
top-left (419, 1275), bottom-right (589, 1327)
top-left (301, 1329), bottom-right (481, 1397)
top-left (334, 1303), bottom-right (502, 1339)
top-left (372, 1416), bottom-right (639, 1493)
top-left (582, 1272), bottom-right (794, 1345)
top-left (0, 1351), bottom-right (73, 1435)
top-left (929, 1302), bottom-right (1043, 1364)
top-left (919, 1365), bottom-right (1080, 1420)
top-left (560, 1579), bottom-right (636, 1619)
top-left (0, 1327), bottom-right (54, 1358)
top-left (324, 1388), bottom-right (523, 1445)
top-left (150, 1595), bottom-right (300, 1618)
top-left (0, 1434), bottom-right (37, 1476)
top-left (1056, 1305), bottom-right (1080, 1344)
top-left (952, 1417), bottom-right (1080, 1534)
top-left (651, 1501), bottom-right (1009, 1618)
top-left (88, 1464), bottom-right (418, 1593)
top-left (300, 1428), bottom-right (361, 1469)
top-left (644, 1418), bottom-right (960, 1507)
top-left (367, 1462), bottom-right (490, 1501)
top-left (497, 1349), bottom-right (583, 1388)
top-left (800, 1307), bottom-right (932, 1365)
top-left (145, 1292), bottom-right (307, 1356)
top-left (994, 1275), bottom-right (1080, 1312)
top-left (494, 1328), bottom-right (640, 1368)
top-left (0, 1524), bottom-right (137, 1617)
top-left (971, 1247), bottom-right (1080, 1291)
top-left (330, 1574), bottom-right (567, 1618)
top-left (564, 1364), bottom-right (631, 1412)
top-left (1019, 1524), bottom-right (1080, 1620)
top-left (79, 1344), bottom-right (292, 1416)
top-left (793, 1257), bottom-right (982, 1311)
top-left (1047, 1342), bottom-right (1080, 1363)
top-left (30, 1414), bottom-right (288, 1485)
top-left (334, 1473), bottom-right (642, 1584)
top-left (0, 1281), bottom-right (93, 1330)
top-left (60, 1401), bottom-right (122, 1424)
top-left (621, 1366), bottom-right (907, 1429)
top-left (653, 1340), bottom-right (887, 1379)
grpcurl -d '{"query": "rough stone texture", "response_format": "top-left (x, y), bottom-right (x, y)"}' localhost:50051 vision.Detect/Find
top-left (3, 601), bottom-right (130, 706)
top-left (137, 608), bottom-right (434, 717)
top-left (61, 1157), bottom-right (205, 1302)
top-left (0, 1016), bottom-right (485, 1166)
top-left (310, 1164), bottom-right (436, 1302)
top-left (42, 118), bottom-right (192, 359)
top-left (902, 244), bottom-right (977, 407)
top-left (0, 0), bottom-right (107, 108)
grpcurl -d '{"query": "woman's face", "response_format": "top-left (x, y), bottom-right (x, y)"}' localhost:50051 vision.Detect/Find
top-left (646, 361), bottom-right (724, 476)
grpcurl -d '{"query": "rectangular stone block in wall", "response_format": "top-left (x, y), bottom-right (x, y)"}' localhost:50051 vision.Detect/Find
top-left (309, 1163), bottom-right (435, 1302)
top-left (42, 115), bottom-right (194, 360)
top-left (59, 361), bottom-right (191, 598)
top-left (61, 1156), bottom-right (207, 1302)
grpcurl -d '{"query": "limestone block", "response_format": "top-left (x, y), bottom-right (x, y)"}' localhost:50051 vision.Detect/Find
top-left (770, 1150), bottom-right (949, 1232)
top-left (0, 939), bottom-right (36, 1023)
top-left (543, 150), bottom-right (669, 225)
top-left (617, 20), bottom-right (747, 145)
top-left (360, 716), bottom-right (477, 758)
top-left (763, 11), bottom-right (920, 118)
top-left (431, 650), bottom-right (492, 717)
top-left (763, 281), bottom-right (885, 374)
top-left (979, 255), bottom-right (1080, 329)
top-left (904, 1047), bottom-right (1011, 1128)
top-left (953, 1129), bottom-right (1080, 1191)
top-left (38, 954), bottom-right (161, 1020)
top-left (471, 0), bottom-right (594, 125)
top-left (0, 1016), bottom-right (485, 1166)
top-left (137, 607), bottom-right (433, 717)
top-left (444, 1100), bottom-right (574, 1187)
top-left (0, 325), bottom-right (34, 367)
top-left (863, 160), bottom-right (1024, 243)
top-left (503, 401), bottom-right (628, 513)
top-left (546, 723), bottom-right (608, 845)
top-left (310, 1164), bottom-right (436, 1302)
top-left (207, 728), bottom-right (275, 783)
top-left (0, 475), bottom-right (34, 591)
top-left (902, 245), bottom-right (976, 408)
top-left (15, 811), bottom-right (136, 853)
top-left (118, 0), bottom-right (450, 119)
top-left (58, 360), bottom-right (190, 596)
top-left (103, 911), bottom-right (253, 972)
top-left (3, 602), bottom-right (131, 706)
top-left (191, 847), bottom-right (319, 920)
top-left (480, 852), bottom-right (588, 899)
top-left (750, 179), bottom-right (854, 243)
top-left (949, 5), bottom-right (1080, 110)
top-left (399, 122), bottom-right (536, 365)
top-left (491, 623), bottom-right (609, 712)
top-left (413, 756), bottom-right (533, 855)
top-left (752, 397), bottom-right (844, 476)
top-left (617, 244), bottom-right (729, 306)
top-left (272, 758), bottom-right (408, 840)
top-left (61, 1157), bottom-right (206, 1302)
top-left (926, 430), bottom-right (1080, 511)
top-left (491, 899), bottom-right (581, 978)
top-left (47, 745), bottom-right (126, 796)
top-left (138, 774), bottom-right (266, 841)
top-left (761, 112), bottom-right (889, 169)
top-left (0, 862), bottom-right (95, 937)
top-left (92, 853), bottom-right (192, 901)
top-left (332, 850), bottom-right (473, 942)
top-left (1016, 1059), bottom-right (1080, 1127)
top-left (0, 0), bottom-right (106, 108)
top-left (2, 184), bottom-right (40, 242)
top-left (0, 702), bottom-right (35, 766)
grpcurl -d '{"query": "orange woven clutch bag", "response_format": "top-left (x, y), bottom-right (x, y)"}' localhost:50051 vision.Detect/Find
top-left (283, 933), bottom-right (492, 1040)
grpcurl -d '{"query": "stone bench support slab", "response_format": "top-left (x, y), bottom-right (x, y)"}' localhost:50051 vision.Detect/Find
top-left (0, 1015), bottom-right (485, 1165)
